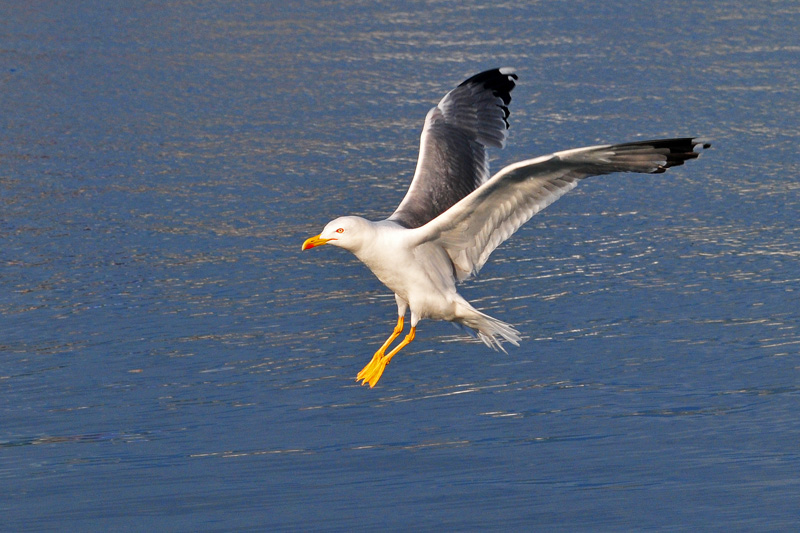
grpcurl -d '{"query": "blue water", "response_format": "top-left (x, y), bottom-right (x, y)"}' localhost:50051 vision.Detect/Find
top-left (2, 1), bottom-right (799, 530)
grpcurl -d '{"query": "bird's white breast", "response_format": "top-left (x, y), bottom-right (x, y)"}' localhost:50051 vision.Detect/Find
top-left (352, 222), bottom-right (458, 318)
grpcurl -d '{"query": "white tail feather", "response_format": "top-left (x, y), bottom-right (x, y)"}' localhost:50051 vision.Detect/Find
top-left (455, 301), bottom-right (521, 352)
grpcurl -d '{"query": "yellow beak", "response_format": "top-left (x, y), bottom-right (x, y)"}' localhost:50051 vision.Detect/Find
top-left (302, 234), bottom-right (331, 250)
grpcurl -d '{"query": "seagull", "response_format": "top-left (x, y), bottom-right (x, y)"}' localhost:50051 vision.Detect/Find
top-left (302, 68), bottom-right (709, 388)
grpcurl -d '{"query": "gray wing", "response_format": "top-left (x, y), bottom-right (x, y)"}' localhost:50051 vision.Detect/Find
top-left (387, 68), bottom-right (518, 229)
top-left (417, 138), bottom-right (711, 281)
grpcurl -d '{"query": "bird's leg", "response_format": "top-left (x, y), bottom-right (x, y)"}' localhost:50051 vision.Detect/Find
top-left (356, 316), bottom-right (404, 382)
top-left (361, 326), bottom-right (416, 389)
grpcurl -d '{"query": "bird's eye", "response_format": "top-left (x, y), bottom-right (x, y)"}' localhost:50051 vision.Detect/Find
top-left (336, 228), bottom-right (344, 233)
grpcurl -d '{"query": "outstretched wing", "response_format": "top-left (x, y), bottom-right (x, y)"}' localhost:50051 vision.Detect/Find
top-left (388, 68), bottom-right (518, 229)
top-left (418, 138), bottom-right (711, 281)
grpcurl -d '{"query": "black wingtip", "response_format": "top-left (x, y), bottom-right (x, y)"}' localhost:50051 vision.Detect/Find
top-left (607, 137), bottom-right (711, 175)
top-left (660, 138), bottom-right (711, 171)
top-left (623, 137), bottom-right (711, 171)
top-left (457, 68), bottom-right (518, 130)
top-left (458, 68), bottom-right (518, 105)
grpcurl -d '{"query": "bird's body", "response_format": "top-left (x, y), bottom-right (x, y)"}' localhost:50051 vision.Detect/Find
top-left (359, 219), bottom-right (515, 343)
top-left (303, 68), bottom-right (710, 387)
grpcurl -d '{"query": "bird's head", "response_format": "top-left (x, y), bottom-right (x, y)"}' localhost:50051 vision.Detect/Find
top-left (301, 216), bottom-right (370, 253)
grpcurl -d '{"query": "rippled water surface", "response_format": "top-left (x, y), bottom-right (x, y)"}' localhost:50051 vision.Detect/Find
top-left (2, 1), bottom-right (799, 530)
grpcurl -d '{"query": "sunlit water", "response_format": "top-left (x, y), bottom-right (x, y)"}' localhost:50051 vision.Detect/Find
top-left (2, 1), bottom-right (798, 530)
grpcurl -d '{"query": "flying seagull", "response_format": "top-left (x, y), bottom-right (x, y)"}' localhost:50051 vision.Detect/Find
top-left (302, 67), bottom-right (709, 388)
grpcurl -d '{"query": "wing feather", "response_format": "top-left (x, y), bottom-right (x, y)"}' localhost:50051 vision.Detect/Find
top-left (419, 138), bottom-right (711, 281)
top-left (388, 68), bottom-right (518, 228)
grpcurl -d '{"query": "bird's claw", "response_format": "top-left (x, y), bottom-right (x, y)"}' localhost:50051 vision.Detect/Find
top-left (357, 355), bottom-right (389, 388)
top-left (356, 352), bottom-right (384, 382)
top-left (356, 326), bottom-right (416, 388)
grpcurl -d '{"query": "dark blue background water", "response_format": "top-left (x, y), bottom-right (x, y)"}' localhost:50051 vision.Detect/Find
top-left (2, 1), bottom-right (798, 530)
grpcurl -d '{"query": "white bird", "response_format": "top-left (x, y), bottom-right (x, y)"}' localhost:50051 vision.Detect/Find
top-left (302, 68), bottom-right (709, 387)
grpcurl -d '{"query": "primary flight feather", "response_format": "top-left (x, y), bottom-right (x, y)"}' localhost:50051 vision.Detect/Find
top-left (302, 68), bottom-right (710, 387)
